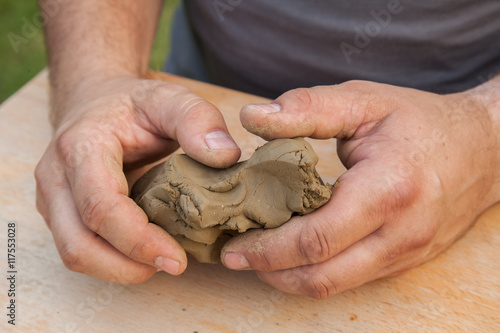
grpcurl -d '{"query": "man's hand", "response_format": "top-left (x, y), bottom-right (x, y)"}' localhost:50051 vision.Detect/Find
top-left (221, 79), bottom-right (500, 298)
top-left (37, 0), bottom-right (241, 283)
top-left (35, 77), bottom-right (241, 283)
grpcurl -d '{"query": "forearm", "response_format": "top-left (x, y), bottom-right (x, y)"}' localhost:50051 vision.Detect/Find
top-left (39, 0), bottom-right (163, 124)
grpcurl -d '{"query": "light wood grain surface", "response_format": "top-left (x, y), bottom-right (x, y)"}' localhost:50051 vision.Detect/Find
top-left (0, 70), bottom-right (499, 332)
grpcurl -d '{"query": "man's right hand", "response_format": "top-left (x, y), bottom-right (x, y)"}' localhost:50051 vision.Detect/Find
top-left (35, 77), bottom-right (241, 283)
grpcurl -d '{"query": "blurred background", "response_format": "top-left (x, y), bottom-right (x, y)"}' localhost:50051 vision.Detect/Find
top-left (0, 0), bottom-right (179, 103)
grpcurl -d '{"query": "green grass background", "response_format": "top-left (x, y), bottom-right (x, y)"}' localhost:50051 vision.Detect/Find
top-left (0, 0), bottom-right (179, 103)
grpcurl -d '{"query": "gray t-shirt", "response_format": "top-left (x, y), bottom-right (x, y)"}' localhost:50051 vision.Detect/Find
top-left (170, 0), bottom-right (500, 98)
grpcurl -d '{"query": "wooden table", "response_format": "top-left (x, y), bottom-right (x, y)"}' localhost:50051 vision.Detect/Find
top-left (0, 70), bottom-right (499, 332)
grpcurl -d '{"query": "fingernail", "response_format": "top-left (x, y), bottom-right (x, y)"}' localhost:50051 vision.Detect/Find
top-left (246, 103), bottom-right (281, 113)
top-left (205, 130), bottom-right (238, 150)
top-left (154, 256), bottom-right (180, 275)
top-left (223, 252), bottom-right (250, 270)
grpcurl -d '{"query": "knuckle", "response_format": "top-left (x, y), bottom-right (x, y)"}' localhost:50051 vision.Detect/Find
top-left (303, 271), bottom-right (338, 299)
top-left (341, 80), bottom-right (386, 97)
top-left (407, 223), bottom-right (435, 250)
top-left (153, 82), bottom-right (189, 96)
top-left (396, 175), bottom-right (420, 200)
top-left (149, 83), bottom-right (216, 127)
top-left (80, 192), bottom-right (107, 233)
top-left (35, 194), bottom-right (49, 226)
top-left (383, 173), bottom-right (421, 212)
top-left (298, 220), bottom-right (336, 264)
top-left (59, 243), bottom-right (87, 273)
top-left (180, 95), bottom-right (214, 121)
top-left (34, 160), bottom-right (46, 186)
top-left (341, 79), bottom-right (373, 91)
top-left (127, 241), bottom-right (145, 260)
top-left (34, 162), bottom-right (49, 200)
top-left (34, 156), bottom-right (62, 189)
top-left (54, 127), bottom-right (97, 168)
top-left (340, 80), bottom-right (375, 103)
top-left (254, 251), bottom-right (275, 272)
top-left (286, 87), bottom-right (318, 109)
top-left (54, 130), bottom-right (76, 158)
top-left (126, 225), bottom-right (161, 262)
top-left (338, 80), bottom-right (395, 128)
top-left (34, 157), bottom-right (64, 228)
top-left (378, 222), bottom-right (436, 266)
top-left (146, 82), bottom-right (191, 105)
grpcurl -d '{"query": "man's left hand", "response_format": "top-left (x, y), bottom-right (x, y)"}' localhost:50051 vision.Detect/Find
top-left (221, 80), bottom-right (500, 298)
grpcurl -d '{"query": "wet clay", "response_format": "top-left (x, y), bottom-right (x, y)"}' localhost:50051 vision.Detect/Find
top-left (131, 138), bottom-right (332, 263)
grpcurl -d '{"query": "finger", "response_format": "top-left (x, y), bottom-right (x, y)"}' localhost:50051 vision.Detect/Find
top-left (133, 81), bottom-right (241, 168)
top-left (45, 178), bottom-right (158, 284)
top-left (255, 231), bottom-right (388, 299)
top-left (240, 81), bottom-right (405, 140)
top-left (255, 208), bottom-right (437, 299)
top-left (58, 134), bottom-right (187, 275)
top-left (221, 157), bottom-right (417, 272)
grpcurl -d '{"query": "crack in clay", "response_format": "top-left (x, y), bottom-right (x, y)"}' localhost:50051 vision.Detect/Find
top-left (131, 138), bottom-right (332, 263)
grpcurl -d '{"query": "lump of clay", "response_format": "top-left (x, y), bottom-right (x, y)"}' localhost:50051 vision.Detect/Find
top-left (131, 138), bottom-right (332, 263)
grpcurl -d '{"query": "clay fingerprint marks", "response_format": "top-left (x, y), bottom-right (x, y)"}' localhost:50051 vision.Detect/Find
top-left (131, 138), bottom-right (332, 264)
top-left (243, 138), bottom-right (331, 222)
top-left (240, 140), bottom-right (312, 228)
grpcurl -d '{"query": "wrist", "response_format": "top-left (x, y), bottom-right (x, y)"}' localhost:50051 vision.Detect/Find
top-left (49, 73), bottom-right (140, 129)
top-left (43, 0), bottom-right (162, 127)
top-left (467, 75), bottom-right (500, 206)
top-left (469, 75), bottom-right (500, 130)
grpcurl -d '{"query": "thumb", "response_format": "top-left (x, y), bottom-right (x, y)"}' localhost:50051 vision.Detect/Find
top-left (240, 81), bottom-right (401, 140)
top-left (133, 81), bottom-right (241, 168)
